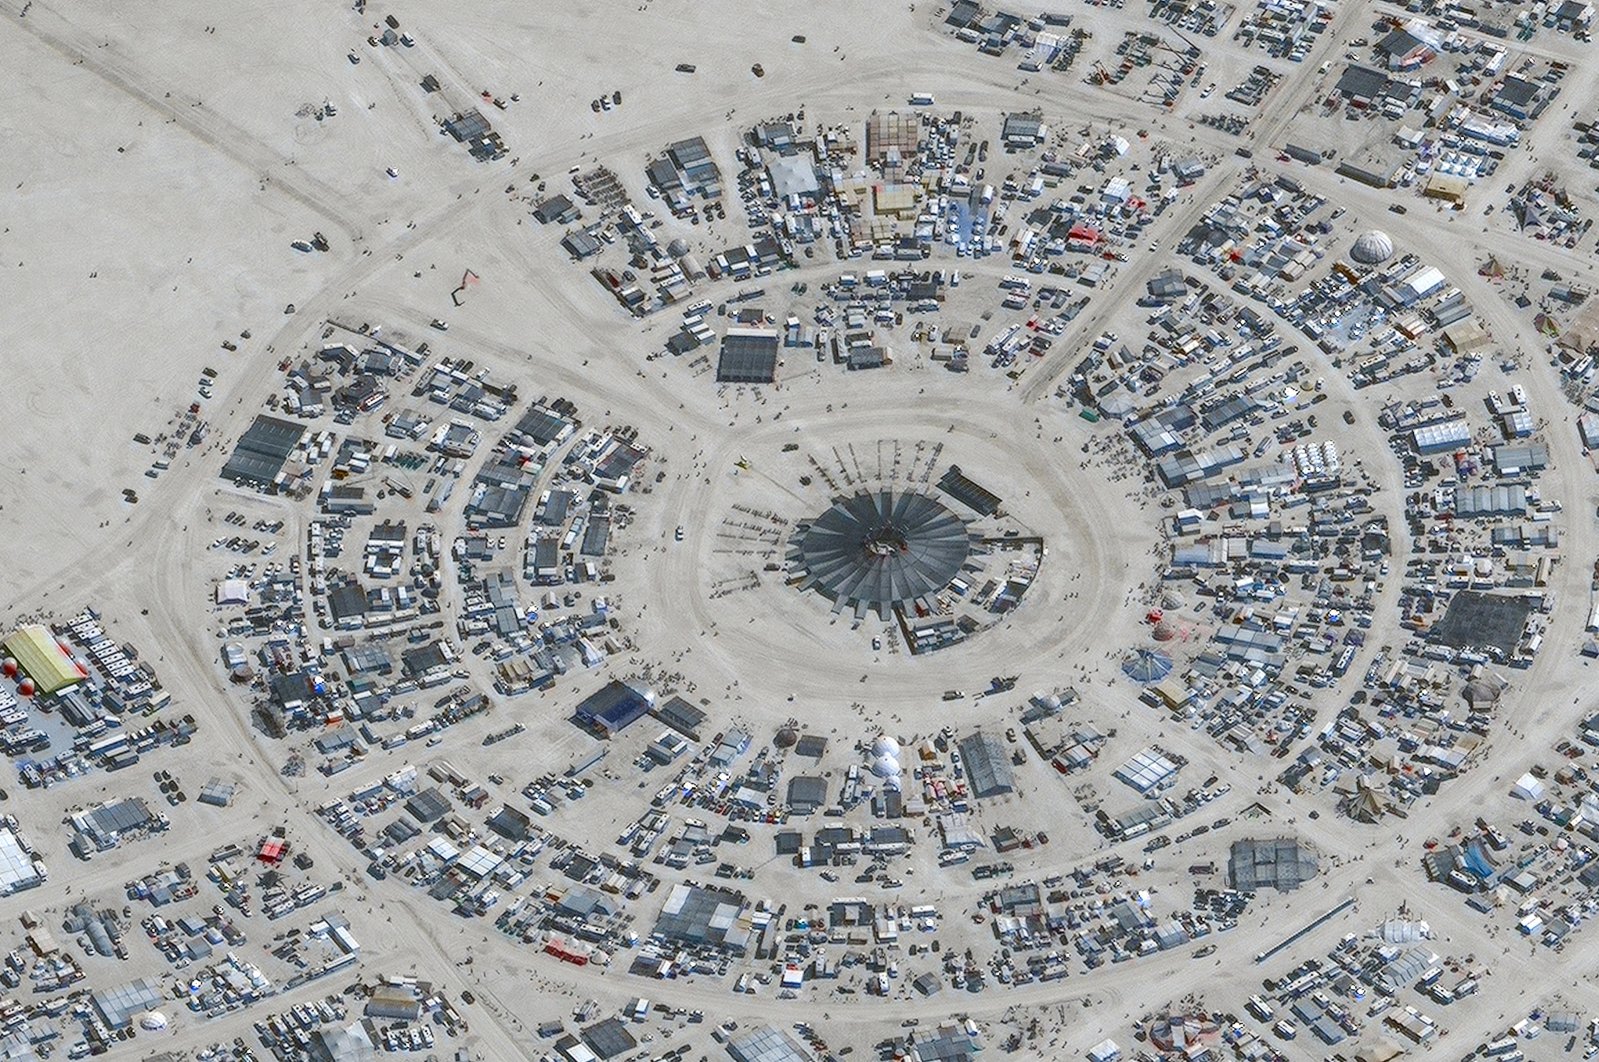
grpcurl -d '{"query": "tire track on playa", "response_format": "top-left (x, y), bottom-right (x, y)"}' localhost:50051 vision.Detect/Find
top-left (0, 185), bottom-right (483, 617)
top-left (7, 0), bottom-right (372, 243)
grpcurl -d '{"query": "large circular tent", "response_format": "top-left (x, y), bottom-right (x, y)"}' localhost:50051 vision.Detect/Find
top-left (1122, 648), bottom-right (1174, 683)
top-left (1350, 230), bottom-right (1395, 265)
top-left (790, 490), bottom-right (974, 618)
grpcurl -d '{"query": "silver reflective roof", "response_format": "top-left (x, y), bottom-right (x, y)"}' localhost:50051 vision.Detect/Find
top-left (791, 490), bottom-right (973, 617)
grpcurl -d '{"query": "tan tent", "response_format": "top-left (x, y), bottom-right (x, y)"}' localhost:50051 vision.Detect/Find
top-left (1560, 300), bottom-right (1599, 354)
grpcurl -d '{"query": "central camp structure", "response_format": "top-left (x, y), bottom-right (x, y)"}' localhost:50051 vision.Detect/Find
top-left (789, 489), bottom-right (977, 619)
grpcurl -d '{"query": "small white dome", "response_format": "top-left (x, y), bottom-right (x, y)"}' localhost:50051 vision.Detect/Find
top-left (871, 735), bottom-right (900, 758)
top-left (1350, 230), bottom-right (1395, 265)
top-left (870, 754), bottom-right (901, 778)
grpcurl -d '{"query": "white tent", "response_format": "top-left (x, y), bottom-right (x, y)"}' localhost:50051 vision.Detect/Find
top-left (1088, 1039), bottom-right (1122, 1062)
top-left (1376, 918), bottom-right (1431, 944)
top-left (1511, 772), bottom-right (1545, 801)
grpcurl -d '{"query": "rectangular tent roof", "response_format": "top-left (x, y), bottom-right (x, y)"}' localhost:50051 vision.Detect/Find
top-left (2, 625), bottom-right (82, 693)
top-left (221, 414), bottom-right (304, 490)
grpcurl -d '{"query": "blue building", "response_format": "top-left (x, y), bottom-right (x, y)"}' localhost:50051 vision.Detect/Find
top-left (574, 679), bottom-right (654, 737)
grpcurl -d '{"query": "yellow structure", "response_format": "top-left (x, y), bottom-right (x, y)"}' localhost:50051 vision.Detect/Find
top-left (1422, 174), bottom-right (1467, 205)
top-left (2, 625), bottom-right (83, 693)
top-left (1442, 319), bottom-right (1489, 354)
top-left (872, 183), bottom-right (923, 219)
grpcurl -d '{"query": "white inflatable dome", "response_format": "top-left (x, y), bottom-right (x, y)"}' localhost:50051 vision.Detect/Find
top-left (1350, 230), bottom-right (1395, 265)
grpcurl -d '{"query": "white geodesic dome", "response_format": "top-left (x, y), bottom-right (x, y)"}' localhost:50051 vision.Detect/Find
top-left (1350, 230), bottom-right (1395, 265)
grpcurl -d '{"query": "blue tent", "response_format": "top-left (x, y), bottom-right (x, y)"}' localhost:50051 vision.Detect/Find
top-left (1122, 648), bottom-right (1173, 683)
top-left (1462, 840), bottom-right (1496, 880)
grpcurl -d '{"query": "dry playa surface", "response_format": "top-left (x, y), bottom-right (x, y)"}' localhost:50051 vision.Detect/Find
top-left (10, 0), bottom-right (1599, 1060)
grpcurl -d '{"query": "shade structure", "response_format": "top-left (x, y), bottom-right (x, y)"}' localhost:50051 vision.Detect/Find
top-left (1, 626), bottom-right (81, 695)
top-left (1121, 648), bottom-right (1173, 683)
top-left (791, 490), bottom-right (974, 618)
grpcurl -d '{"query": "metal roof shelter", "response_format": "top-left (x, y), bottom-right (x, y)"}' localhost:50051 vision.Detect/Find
top-left (443, 109), bottom-right (506, 160)
top-left (197, 779), bottom-right (236, 808)
top-left (1374, 946), bottom-right (1439, 993)
top-left (790, 490), bottom-right (974, 618)
top-left (1410, 418), bottom-right (1470, 454)
top-left (665, 136), bottom-right (721, 196)
top-left (221, 414), bottom-right (304, 492)
top-left (768, 154), bottom-right (819, 199)
top-left (1228, 837), bottom-right (1320, 892)
top-left (653, 695), bottom-right (707, 740)
top-left (405, 787), bottom-right (451, 823)
top-left (2, 625), bottom-right (83, 694)
top-left (958, 731), bottom-right (1014, 797)
top-left (1002, 112), bottom-right (1046, 146)
top-left (1335, 64), bottom-right (1393, 101)
top-left (946, 0), bottom-right (981, 26)
top-left (514, 403), bottom-right (575, 446)
top-left (574, 679), bottom-right (654, 737)
top-left (654, 882), bottom-right (752, 954)
top-left (1453, 484), bottom-right (1528, 518)
top-left (909, 1025), bottom-right (980, 1062)
top-left (727, 1026), bottom-right (813, 1062)
top-left (581, 1018), bottom-right (638, 1060)
top-left (91, 978), bottom-right (163, 1030)
top-left (76, 797), bottom-right (153, 847)
top-left (581, 517), bottom-right (611, 557)
top-left (786, 775), bottom-right (829, 813)
top-left (533, 195), bottom-right (580, 225)
top-left (1431, 590), bottom-right (1532, 655)
top-left (1115, 747), bottom-right (1179, 794)
top-left (0, 828), bottom-right (39, 896)
top-left (716, 328), bottom-right (780, 383)
top-left (937, 465), bottom-right (1002, 516)
top-left (309, 1021), bottom-right (377, 1061)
